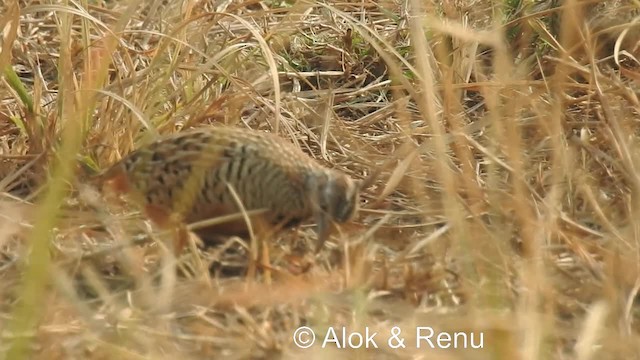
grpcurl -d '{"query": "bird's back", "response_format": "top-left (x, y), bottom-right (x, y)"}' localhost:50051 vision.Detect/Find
top-left (100, 126), bottom-right (326, 232)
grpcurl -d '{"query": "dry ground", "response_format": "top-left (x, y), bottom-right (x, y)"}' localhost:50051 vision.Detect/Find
top-left (2, 0), bottom-right (640, 359)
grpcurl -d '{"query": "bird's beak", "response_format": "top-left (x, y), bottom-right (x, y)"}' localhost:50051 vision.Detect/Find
top-left (314, 213), bottom-right (331, 253)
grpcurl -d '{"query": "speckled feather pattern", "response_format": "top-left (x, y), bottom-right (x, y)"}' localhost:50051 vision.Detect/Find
top-left (99, 126), bottom-right (360, 243)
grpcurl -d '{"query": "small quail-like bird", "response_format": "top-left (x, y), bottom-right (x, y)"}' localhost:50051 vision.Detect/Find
top-left (96, 126), bottom-right (360, 252)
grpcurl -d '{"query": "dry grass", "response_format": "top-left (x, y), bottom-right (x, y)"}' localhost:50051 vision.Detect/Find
top-left (1, 0), bottom-right (640, 358)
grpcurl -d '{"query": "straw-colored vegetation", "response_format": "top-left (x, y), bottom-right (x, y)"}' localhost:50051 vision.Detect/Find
top-left (1, 0), bottom-right (640, 358)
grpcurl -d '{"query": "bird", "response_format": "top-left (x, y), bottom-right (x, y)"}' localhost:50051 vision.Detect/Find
top-left (94, 125), bottom-right (361, 253)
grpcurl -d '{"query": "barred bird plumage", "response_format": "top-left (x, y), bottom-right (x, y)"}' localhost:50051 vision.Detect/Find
top-left (96, 126), bottom-right (361, 252)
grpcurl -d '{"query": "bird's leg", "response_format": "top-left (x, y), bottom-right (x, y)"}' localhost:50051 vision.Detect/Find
top-left (245, 216), bottom-right (272, 283)
top-left (173, 221), bottom-right (190, 255)
top-left (259, 222), bottom-right (272, 285)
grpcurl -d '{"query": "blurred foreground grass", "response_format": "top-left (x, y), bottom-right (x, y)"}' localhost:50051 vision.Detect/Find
top-left (1, 0), bottom-right (640, 359)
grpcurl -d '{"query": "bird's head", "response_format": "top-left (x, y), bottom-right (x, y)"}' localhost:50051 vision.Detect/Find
top-left (306, 169), bottom-right (361, 252)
